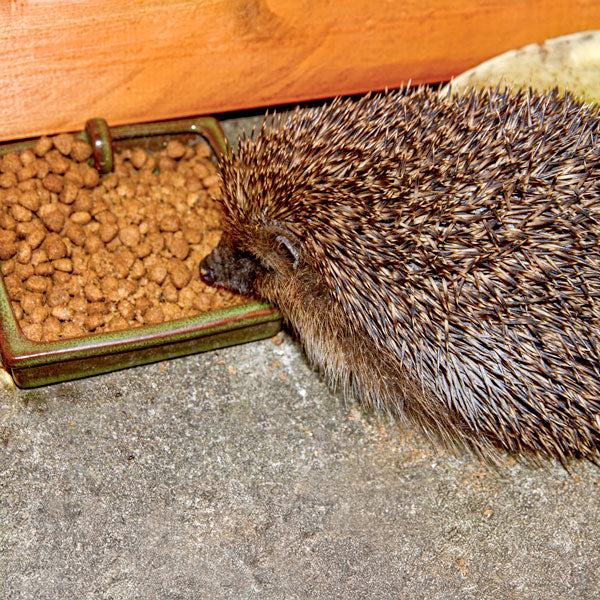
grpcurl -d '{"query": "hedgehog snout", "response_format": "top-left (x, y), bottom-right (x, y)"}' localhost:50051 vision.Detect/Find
top-left (199, 241), bottom-right (261, 295)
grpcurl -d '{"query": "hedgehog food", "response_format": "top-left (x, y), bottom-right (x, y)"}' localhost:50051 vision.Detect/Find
top-left (0, 133), bottom-right (247, 342)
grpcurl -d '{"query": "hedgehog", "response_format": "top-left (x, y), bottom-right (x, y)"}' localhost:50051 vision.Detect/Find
top-left (199, 85), bottom-right (600, 462)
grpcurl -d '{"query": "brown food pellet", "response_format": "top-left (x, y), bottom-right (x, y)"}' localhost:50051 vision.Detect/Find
top-left (10, 204), bottom-right (32, 222)
top-left (170, 260), bottom-right (191, 289)
top-left (131, 148), bottom-right (147, 169)
top-left (30, 304), bottom-right (49, 324)
top-left (46, 150), bottom-right (70, 174)
top-left (51, 305), bottom-right (73, 321)
top-left (99, 222), bottom-right (119, 243)
top-left (166, 140), bottom-right (186, 159)
top-left (16, 241), bottom-right (32, 264)
top-left (44, 235), bottom-right (67, 260)
top-left (118, 224), bottom-right (140, 247)
top-left (41, 209), bottom-right (65, 233)
top-left (22, 322), bottom-right (43, 341)
top-left (43, 173), bottom-right (63, 193)
top-left (65, 223), bottom-right (85, 246)
top-left (53, 258), bottom-right (73, 272)
top-left (53, 133), bottom-right (73, 156)
top-left (71, 211), bottom-right (92, 225)
top-left (24, 275), bottom-right (49, 293)
top-left (60, 181), bottom-right (79, 205)
top-left (34, 262), bottom-right (54, 276)
top-left (71, 139), bottom-right (93, 162)
top-left (17, 165), bottom-right (36, 182)
top-left (34, 136), bottom-right (53, 157)
top-left (26, 228), bottom-right (46, 250)
top-left (2, 153), bottom-right (21, 173)
top-left (1, 137), bottom-right (247, 341)
top-left (143, 305), bottom-right (164, 325)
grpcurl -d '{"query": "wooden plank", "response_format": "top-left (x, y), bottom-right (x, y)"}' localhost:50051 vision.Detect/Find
top-left (0, 0), bottom-right (598, 140)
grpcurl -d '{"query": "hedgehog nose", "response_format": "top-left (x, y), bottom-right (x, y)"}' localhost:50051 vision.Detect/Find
top-left (198, 259), bottom-right (216, 286)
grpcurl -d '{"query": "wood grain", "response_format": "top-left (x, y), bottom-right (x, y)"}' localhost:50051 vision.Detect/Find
top-left (1, 0), bottom-right (599, 139)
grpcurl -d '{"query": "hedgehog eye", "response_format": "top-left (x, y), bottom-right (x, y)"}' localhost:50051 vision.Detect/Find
top-left (275, 234), bottom-right (300, 269)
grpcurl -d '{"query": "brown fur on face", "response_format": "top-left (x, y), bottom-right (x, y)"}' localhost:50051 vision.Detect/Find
top-left (200, 85), bottom-right (600, 462)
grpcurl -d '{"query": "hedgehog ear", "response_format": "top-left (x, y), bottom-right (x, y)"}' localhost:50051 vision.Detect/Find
top-left (274, 233), bottom-right (300, 269)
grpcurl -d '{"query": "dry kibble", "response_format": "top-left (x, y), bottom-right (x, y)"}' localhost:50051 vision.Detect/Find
top-left (162, 283), bottom-right (178, 303)
top-left (0, 229), bottom-right (16, 246)
top-left (84, 283), bottom-right (103, 302)
top-left (148, 262), bottom-right (167, 285)
top-left (106, 315), bottom-right (129, 332)
top-left (131, 148), bottom-right (147, 169)
top-left (170, 260), bottom-right (191, 289)
top-left (82, 165), bottom-right (100, 188)
top-left (2, 152), bottom-right (21, 173)
top-left (193, 294), bottom-right (212, 312)
top-left (69, 296), bottom-right (87, 313)
top-left (22, 322), bottom-right (43, 341)
top-left (159, 214), bottom-right (180, 232)
top-left (16, 241), bottom-right (32, 264)
top-left (166, 140), bottom-right (186, 159)
top-left (10, 204), bottom-right (32, 222)
top-left (53, 133), bottom-right (74, 156)
top-left (30, 304), bottom-right (49, 324)
top-left (34, 262), bottom-right (54, 276)
top-left (21, 293), bottom-right (41, 314)
top-left (168, 236), bottom-right (189, 260)
top-left (118, 224), bottom-right (140, 247)
top-left (42, 173), bottom-right (63, 193)
top-left (18, 191), bottom-right (40, 212)
top-left (17, 165), bottom-right (36, 182)
top-left (53, 258), bottom-right (73, 272)
top-left (41, 209), bottom-right (65, 233)
top-left (51, 305), bottom-right (73, 321)
top-left (143, 305), bottom-right (164, 325)
top-left (24, 275), bottom-right (49, 293)
top-left (0, 169), bottom-right (17, 187)
top-left (34, 136), bottom-right (53, 157)
top-left (46, 150), bottom-right (70, 174)
top-left (71, 211), bottom-right (92, 225)
top-left (14, 262), bottom-right (34, 280)
top-left (202, 174), bottom-right (220, 188)
top-left (88, 301), bottom-right (108, 315)
top-left (74, 191), bottom-right (93, 212)
top-left (44, 234), bottom-right (67, 259)
top-left (26, 228), bottom-right (46, 250)
top-left (85, 234), bottom-right (104, 254)
top-left (1, 138), bottom-right (244, 342)
top-left (158, 156), bottom-right (176, 172)
top-left (0, 213), bottom-right (16, 230)
top-left (61, 322), bottom-right (83, 338)
top-left (34, 159), bottom-right (50, 179)
top-left (30, 248), bottom-right (48, 266)
top-left (118, 299), bottom-right (135, 320)
top-left (60, 181), bottom-right (79, 204)
top-left (99, 222), bottom-right (119, 243)
top-left (71, 139), bottom-right (93, 162)
top-left (85, 314), bottom-right (105, 331)
top-left (53, 270), bottom-right (71, 285)
top-left (65, 223), bottom-right (85, 246)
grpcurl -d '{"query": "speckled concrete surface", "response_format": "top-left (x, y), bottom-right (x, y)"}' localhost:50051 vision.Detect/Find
top-left (1, 111), bottom-right (600, 599)
top-left (1, 332), bottom-right (599, 600)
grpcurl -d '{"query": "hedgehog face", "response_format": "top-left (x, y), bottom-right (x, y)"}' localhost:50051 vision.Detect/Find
top-left (199, 225), bottom-right (303, 299)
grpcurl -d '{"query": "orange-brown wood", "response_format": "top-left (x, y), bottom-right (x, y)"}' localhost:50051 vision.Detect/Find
top-left (1, 0), bottom-right (599, 140)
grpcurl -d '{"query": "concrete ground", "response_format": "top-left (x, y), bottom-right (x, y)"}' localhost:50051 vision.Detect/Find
top-left (1, 112), bottom-right (600, 600)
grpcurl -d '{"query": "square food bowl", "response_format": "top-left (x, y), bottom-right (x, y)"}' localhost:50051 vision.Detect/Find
top-left (0, 116), bottom-right (281, 388)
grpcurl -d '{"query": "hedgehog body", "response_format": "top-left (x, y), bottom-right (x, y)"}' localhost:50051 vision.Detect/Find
top-left (200, 86), bottom-right (600, 461)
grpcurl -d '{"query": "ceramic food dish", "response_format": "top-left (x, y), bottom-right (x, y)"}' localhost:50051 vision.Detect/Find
top-left (0, 117), bottom-right (281, 388)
